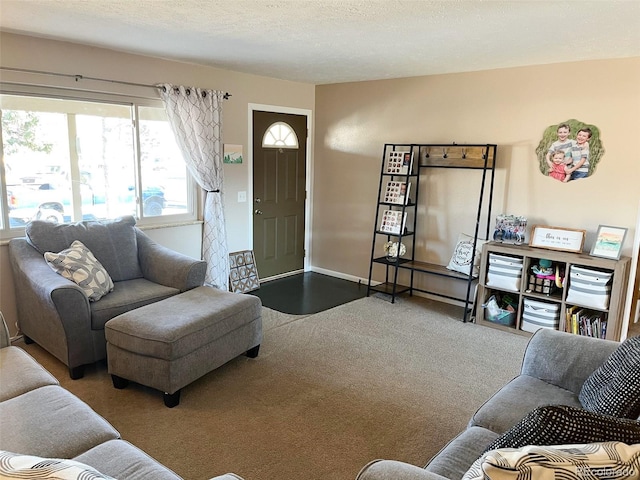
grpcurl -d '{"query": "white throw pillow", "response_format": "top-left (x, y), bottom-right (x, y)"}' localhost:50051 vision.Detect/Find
top-left (45, 240), bottom-right (114, 301)
top-left (446, 233), bottom-right (487, 277)
top-left (0, 450), bottom-right (116, 479)
top-left (462, 442), bottom-right (640, 480)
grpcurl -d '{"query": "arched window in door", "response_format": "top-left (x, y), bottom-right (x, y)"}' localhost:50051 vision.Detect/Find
top-left (262, 122), bottom-right (299, 148)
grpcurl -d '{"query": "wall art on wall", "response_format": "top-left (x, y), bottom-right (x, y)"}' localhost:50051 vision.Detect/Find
top-left (223, 144), bottom-right (243, 164)
top-left (535, 119), bottom-right (604, 183)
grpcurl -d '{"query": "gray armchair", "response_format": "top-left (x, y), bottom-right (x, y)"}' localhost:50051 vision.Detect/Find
top-left (8, 216), bottom-right (206, 379)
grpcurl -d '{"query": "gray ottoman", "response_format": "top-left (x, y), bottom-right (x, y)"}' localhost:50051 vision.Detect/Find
top-left (105, 286), bottom-right (262, 407)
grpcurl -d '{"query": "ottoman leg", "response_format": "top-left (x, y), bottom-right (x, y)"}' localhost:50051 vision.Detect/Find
top-left (111, 374), bottom-right (129, 389)
top-left (246, 344), bottom-right (260, 358)
top-left (69, 365), bottom-right (85, 380)
top-left (164, 390), bottom-right (181, 408)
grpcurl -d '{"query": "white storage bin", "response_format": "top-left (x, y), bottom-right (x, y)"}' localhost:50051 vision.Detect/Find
top-left (486, 253), bottom-right (523, 292)
top-left (521, 298), bottom-right (560, 333)
top-left (566, 266), bottom-right (612, 310)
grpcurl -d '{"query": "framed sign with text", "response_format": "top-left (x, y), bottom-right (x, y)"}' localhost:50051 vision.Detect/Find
top-left (529, 225), bottom-right (586, 253)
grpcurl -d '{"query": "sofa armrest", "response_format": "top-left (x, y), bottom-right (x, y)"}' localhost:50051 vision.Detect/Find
top-left (356, 460), bottom-right (449, 480)
top-left (8, 238), bottom-right (93, 368)
top-left (136, 229), bottom-right (206, 292)
top-left (520, 328), bottom-right (619, 394)
top-left (0, 312), bottom-right (10, 348)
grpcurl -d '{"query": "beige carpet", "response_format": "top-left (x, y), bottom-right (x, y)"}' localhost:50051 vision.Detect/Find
top-left (18, 295), bottom-right (529, 480)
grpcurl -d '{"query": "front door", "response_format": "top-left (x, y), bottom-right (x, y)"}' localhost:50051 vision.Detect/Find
top-left (252, 111), bottom-right (307, 279)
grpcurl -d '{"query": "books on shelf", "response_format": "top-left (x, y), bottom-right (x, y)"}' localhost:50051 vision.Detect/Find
top-left (383, 181), bottom-right (411, 205)
top-left (565, 306), bottom-right (607, 338)
top-left (379, 209), bottom-right (407, 235)
top-left (385, 150), bottom-right (413, 175)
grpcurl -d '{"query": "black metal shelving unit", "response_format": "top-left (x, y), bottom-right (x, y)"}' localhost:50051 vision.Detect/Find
top-left (366, 143), bottom-right (497, 322)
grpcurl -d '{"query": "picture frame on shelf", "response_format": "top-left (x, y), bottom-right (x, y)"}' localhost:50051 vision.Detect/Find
top-left (383, 181), bottom-right (411, 205)
top-left (529, 225), bottom-right (586, 253)
top-left (590, 225), bottom-right (627, 260)
top-left (379, 209), bottom-right (407, 235)
top-left (385, 150), bottom-right (413, 175)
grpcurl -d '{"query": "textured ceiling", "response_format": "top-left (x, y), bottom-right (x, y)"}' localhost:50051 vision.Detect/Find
top-left (1, 0), bottom-right (639, 85)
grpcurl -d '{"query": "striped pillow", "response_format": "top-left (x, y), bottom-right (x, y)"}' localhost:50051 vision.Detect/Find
top-left (463, 442), bottom-right (640, 480)
top-left (0, 450), bottom-right (115, 479)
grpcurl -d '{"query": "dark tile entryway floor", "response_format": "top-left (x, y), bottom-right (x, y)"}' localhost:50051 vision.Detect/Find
top-left (248, 272), bottom-right (367, 315)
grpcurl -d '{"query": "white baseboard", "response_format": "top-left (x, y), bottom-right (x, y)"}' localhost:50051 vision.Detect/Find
top-left (309, 266), bottom-right (371, 285)
top-left (259, 269), bottom-right (305, 283)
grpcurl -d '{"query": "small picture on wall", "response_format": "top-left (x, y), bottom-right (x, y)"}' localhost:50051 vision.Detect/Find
top-left (223, 144), bottom-right (243, 164)
top-left (535, 119), bottom-right (604, 183)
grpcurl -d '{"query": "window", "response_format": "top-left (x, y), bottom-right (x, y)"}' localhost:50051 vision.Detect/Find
top-left (262, 122), bottom-right (299, 148)
top-left (0, 93), bottom-right (194, 235)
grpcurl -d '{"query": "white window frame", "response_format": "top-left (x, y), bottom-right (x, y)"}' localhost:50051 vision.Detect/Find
top-left (262, 121), bottom-right (299, 148)
top-left (0, 85), bottom-right (198, 239)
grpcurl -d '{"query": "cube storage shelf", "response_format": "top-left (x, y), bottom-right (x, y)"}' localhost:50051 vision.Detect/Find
top-left (475, 242), bottom-right (631, 341)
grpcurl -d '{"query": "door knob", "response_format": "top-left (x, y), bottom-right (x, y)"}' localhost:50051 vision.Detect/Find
top-left (254, 209), bottom-right (263, 215)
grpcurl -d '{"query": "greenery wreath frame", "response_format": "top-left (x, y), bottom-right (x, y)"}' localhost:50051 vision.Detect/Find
top-left (535, 119), bottom-right (604, 179)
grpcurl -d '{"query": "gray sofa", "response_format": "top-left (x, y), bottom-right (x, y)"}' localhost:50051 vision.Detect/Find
top-left (8, 216), bottom-right (206, 379)
top-left (0, 315), bottom-right (242, 479)
top-left (356, 328), bottom-right (622, 480)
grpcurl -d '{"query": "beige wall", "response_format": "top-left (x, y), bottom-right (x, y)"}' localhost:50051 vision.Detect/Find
top-left (0, 32), bottom-right (315, 336)
top-left (2, 31), bottom-right (639, 336)
top-left (313, 58), bottom-right (640, 314)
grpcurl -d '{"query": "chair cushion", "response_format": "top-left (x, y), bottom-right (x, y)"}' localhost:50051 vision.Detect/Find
top-left (463, 442), bottom-right (640, 480)
top-left (45, 240), bottom-right (114, 301)
top-left (0, 450), bottom-right (115, 479)
top-left (484, 405), bottom-right (640, 453)
top-left (26, 216), bottom-right (143, 282)
top-left (579, 336), bottom-right (640, 418)
top-left (90, 278), bottom-right (179, 330)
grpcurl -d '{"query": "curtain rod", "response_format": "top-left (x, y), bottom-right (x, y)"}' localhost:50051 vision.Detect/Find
top-left (0, 67), bottom-right (232, 99)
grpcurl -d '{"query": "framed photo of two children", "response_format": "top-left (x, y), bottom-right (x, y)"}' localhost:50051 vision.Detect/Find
top-left (535, 119), bottom-right (604, 183)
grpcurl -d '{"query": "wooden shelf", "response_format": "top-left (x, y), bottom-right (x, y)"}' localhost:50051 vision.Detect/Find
top-left (475, 242), bottom-right (631, 341)
top-left (368, 282), bottom-right (411, 296)
top-left (398, 260), bottom-right (472, 280)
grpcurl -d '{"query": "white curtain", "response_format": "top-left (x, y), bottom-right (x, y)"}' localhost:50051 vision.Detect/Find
top-left (158, 84), bottom-right (229, 289)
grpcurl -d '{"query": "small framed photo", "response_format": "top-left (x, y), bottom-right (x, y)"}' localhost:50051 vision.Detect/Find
top-left (590, 225), bottom-right (628, 260)
top-left (529, 225), bottom-right (586, 253)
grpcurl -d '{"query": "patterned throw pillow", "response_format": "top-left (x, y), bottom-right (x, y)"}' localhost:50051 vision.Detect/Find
top-left (45, 240), bottom-right (114, 302)
top-left (484, 405), bottom-right (640, 453)
top-left (463, 442), bottom-right (640, 480)
top-left (579, 336), bottom-right (640, 418)
top-left (446, 233), bottom-right (487, 277)
top-left (0, 450), bottom-right (116, 479)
